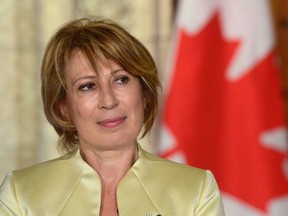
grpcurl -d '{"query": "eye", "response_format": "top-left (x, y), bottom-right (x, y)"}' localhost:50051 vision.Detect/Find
top-left (114, 75), bottom-right (129, 85)
top-left (78, 82), bottom-right (96, 91)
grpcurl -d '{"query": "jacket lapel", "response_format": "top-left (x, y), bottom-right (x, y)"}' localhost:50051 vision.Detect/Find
top-left (58, 149), bottom-right (102, 216)
top-left (117, 146), bottom-right (163, 216)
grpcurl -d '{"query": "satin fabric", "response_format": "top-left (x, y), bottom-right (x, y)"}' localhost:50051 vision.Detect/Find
top-left (0, 145), bottom-right (225, 215)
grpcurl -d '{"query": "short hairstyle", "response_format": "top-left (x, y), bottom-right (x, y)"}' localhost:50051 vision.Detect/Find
top-left (41, 17), bottom-right (161, 152)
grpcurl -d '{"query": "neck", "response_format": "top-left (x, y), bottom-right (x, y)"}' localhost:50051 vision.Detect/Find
top-left (80, 143), bottom-right (139, 183)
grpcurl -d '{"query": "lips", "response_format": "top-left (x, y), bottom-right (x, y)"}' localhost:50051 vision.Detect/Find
top-left (97, 117), bottom-right (126, 128)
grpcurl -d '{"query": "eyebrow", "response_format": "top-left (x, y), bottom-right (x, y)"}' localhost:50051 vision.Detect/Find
top-left (111, 68), bottom-right (125, 74)
top-left (72, 75), bottom-right (96, 86)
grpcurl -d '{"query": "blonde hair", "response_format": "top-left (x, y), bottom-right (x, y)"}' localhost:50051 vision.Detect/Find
top-left (41, 17), bottom-right (161, 152)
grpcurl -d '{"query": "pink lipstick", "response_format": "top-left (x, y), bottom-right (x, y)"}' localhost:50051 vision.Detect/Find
top-left (97, 117), bottom-right (126, 128)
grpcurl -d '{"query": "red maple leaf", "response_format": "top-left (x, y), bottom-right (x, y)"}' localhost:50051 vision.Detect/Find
top-left (162, 13), bottom-right (288, 211)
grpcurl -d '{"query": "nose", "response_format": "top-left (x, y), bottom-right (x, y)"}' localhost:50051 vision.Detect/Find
top-left (97, 86), bottom-right (119, 110)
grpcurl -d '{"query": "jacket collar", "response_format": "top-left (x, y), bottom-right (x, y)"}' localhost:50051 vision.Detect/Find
top-left (59, 144), bottom-right (163, 216)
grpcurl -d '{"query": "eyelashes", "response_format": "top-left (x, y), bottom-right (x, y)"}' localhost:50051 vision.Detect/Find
top-left (78, 83), bottom-right (96, 91)
top-left (114, 75), bottom-right (129, 84)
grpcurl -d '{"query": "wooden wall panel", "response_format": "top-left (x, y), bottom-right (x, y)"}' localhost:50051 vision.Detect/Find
top-left (271, 0), bottom-right (288, 124)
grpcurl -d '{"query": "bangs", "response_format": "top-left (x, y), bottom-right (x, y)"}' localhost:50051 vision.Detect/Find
top-left (63, 28), bottom-right (126, 78)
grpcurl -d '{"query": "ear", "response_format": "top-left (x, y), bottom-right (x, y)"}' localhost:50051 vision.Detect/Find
top-left (59, 99), bottom-right (71, 120)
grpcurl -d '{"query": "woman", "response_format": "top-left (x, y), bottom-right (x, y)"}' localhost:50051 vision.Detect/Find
top-left (0, 18), bottom-right (225, 215)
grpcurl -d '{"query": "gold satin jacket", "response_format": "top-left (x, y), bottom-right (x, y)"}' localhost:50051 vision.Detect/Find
top-left (0, 146), bottom-right (225, 216)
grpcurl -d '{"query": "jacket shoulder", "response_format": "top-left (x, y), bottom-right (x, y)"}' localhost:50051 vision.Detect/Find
top-left (141, 148), bottom-right (207, 179)
top-left (13, 150), bottom-right (78, 181)
top-left (0, 150), bottom-right (84, 215)
top-left (138, 149), bottom-right (224, 215)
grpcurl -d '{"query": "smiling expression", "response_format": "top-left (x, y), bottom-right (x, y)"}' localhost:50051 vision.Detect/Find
top-left (60, 49), bottom-right (146, 151)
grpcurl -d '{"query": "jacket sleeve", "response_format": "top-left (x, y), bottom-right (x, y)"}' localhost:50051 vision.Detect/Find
top-left (0, 173), bottom-right (23, 215)
top-left (195, 170), bottom-right (225, 216)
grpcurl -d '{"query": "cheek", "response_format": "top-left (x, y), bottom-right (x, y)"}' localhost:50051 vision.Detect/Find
top-left (67, 96), bottom-right (96, 120)
top-left (130, 93), bottom-right (146, 119)
top-left (119, 90), bottom-right (143, 116)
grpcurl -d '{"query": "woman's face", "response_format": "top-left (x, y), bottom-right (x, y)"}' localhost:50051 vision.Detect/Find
top-left (61, 50), bottom-right (146, 151)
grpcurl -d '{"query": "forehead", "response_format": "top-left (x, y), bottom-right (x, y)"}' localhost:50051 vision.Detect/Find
top-left (66, 49), bottom-right (122, 76)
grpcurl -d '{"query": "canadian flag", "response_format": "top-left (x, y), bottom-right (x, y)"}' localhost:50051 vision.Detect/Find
top-left (158, 0), bottom-right (288, 215)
